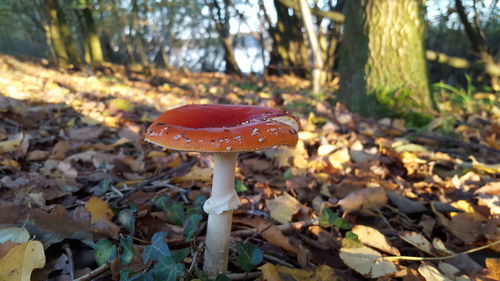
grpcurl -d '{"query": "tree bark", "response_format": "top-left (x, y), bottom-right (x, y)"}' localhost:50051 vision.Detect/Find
top-left (267, 0), bottom-right (309, 77)
top-left (339, 0), bottom-right (432, 118)
top-left (81, 4), bottom-right (104, 64)
top-left (206, 0), bottom-right (242, 76)
top-left (45, 0), bottom-right (70, 67)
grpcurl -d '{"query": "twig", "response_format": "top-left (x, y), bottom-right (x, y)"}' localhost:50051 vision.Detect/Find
top-left (73, 263), bottom-right (110, 281)
top-left (243, 222), bottom-right (274, 244)
top-left (263, 253), bottom-right (295, 267)
top-left (116, 158), bottom-right (196, 205)
top-left (231, 219), bottom-right (318, 237)
top-left (226, 271), bottom-right (262, 280)
top-left (189, 242), bottom-right (204, 272)
top-left (380, 240), bottom-right (500, 261)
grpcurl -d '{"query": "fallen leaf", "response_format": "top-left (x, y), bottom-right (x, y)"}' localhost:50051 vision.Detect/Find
top-left (337, 187), bottom-right (387, 213)
top-left (387, 191), bottom-right (427, 214)
top-left (484, 258), bottom-right (500, 280)
top-left (470, 156), bottom-right (500, 174)
top-left (234, 217), bottom-right (299, 254)
top-left (85, 196), bottom-right (114, 224)
top-left (328, 147), bottom-right (351, 173)
top-left (0, 227), bottom-right (30, 244)
top-left (259, 263), bottom-right (338, 281)
top-left (69, 126), bottom-right (104, 141)
top-left (266, 193), bottom-right (302, 224)
top-left (352, 225), bottom-right (400, 255)
top-left (0, 132), bottom-right (23, 154)
top-left (339, 246), bottom-right (397, 278)
top-left (447, 213), bottom-right (481, 243)
top-left (418, 263), bottom-right (451, 281)
top-left (400, 232), bottom-right (434, 255)
top-left (172, 165), bottom-right (212, 182)
top-left (0, 240), bottom-right (45, 281)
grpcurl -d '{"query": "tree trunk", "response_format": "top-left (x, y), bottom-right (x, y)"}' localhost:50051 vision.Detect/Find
top-left (339, 0), bottom-right (432, 118)
top-left (131, 0), bottom-right (148, 65)
top-left (81, 5), bottom-right (104, 64)
top-left (299, 0), bottom-right (324, 93)
top-left (53, 0), bottom-right (81, 66)
top-left (267, 0), bottom-right (308, 77)
top-left (45, 0), bottom-right (70, 67)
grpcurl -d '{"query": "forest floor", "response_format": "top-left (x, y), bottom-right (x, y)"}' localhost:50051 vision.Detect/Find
top-left (0, 54), bottom-right (499, 281)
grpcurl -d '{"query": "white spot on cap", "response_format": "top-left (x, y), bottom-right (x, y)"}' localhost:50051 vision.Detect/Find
top-left (251, 128), bottom-right (259, 136)
top-left (226, 146), bottom-right (232, 151)
top-left (258, 138), bottom-right (265, 142)
top-left (174, 134), bottom-right (182, 140)
top-left (185, 138), bottom-right (192, 143)
top-left (234, 136), bottom-right (241, 141)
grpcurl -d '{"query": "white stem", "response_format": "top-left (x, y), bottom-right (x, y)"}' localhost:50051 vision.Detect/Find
top-left (203, 152), bottom-right (240, 276)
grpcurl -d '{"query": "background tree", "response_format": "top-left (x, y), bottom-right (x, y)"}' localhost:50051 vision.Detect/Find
top-left (205, 0), bottom-right (242, 75)
top-left (338, 0), bottom-right (432, 118)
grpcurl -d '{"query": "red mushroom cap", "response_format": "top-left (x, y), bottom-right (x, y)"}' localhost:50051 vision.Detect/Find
top-left (145, 104), bottom-right (300, 152)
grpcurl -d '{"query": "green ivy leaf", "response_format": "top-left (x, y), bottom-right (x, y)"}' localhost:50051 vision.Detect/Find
top-left (235, 241), bottom-right (263, 272)
top-left (192, 194), bottom-right (206, 210)
top-left (214, 274), bottom-right (231, 281)
top-left (151, 257), bottom-right (184, 281)
top-left (183, 213), bottom-right (203, 241)
top-left (234, 179), bottom-right (248, 192)
top-left (284, 168), bottom-right (293, 180)
top-left (120, 236), bottom-right (134, 265)
top-left (143, 232), bottom-right (170, 264)
top-left (345, 231), bottom-right (359, 240)
top-left (155, 196), bottom-right (185, 225)
top-left (333, 217), bottom-right (352, 229)
top-left (118, 204), bottom-right (136, 233)
top-left (154, 196), bottom-right (169, 212)
top-left (170, 247), bottom-right (190, 263)
top-left (166, 201), bottom-right (185, 225)
top-left (94, 239), bottom-right (116, 266)
top-left (319, 208), bottom-right (338, 228)
top-left (92, 178), bottom-right (110, 196)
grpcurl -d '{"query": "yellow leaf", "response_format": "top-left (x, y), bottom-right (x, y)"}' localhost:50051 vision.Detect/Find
top-left (450, 200), bottom-right (488, 221)
top-left (259, 263), bottom-right (338, 281)
top-left (172, 166), bottom-right (212, 182)
top-left (470, 156), bottom-right (500, 175)
top-left (0, 240), bottom-right (45, 281)
top-left (265, 193), bottom-right (302, 224)
top-left (0, 133), bottom-right (23, 154)
top-left (85, 196), bottom-right (114, 224)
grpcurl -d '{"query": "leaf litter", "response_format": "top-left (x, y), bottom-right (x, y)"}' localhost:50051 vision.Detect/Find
top-left (0, 55), bottom-right (499, 280)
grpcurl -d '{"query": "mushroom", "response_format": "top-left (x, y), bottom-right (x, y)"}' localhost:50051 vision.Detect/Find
top-left (145, 104), bottom-right (300, 275)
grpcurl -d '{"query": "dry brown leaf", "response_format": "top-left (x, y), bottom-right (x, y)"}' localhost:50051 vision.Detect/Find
top-left (337, 187), bottom-right (387, 213)
top-left (400, 232), bottom-right (434, 255)
top-left (234, 217), bottom-right (299, 254)
top-left (418, 263), bottom-right (451, 281)
top-left (448, 213), bottom-right (481, 243)
top-left (352, 225), bottom-right (400, 255)
top-left (85, 196), bottom-right (114, 224)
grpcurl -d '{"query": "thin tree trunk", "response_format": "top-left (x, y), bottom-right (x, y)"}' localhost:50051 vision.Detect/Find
top-left (339, 0), bottom-right (432, 118)
top-left (45, 0), bottom-right (70, 67)
top-left (81, 5), bottom-right (104, 63)
top-left (299, 0), bottom-right (324, 93)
